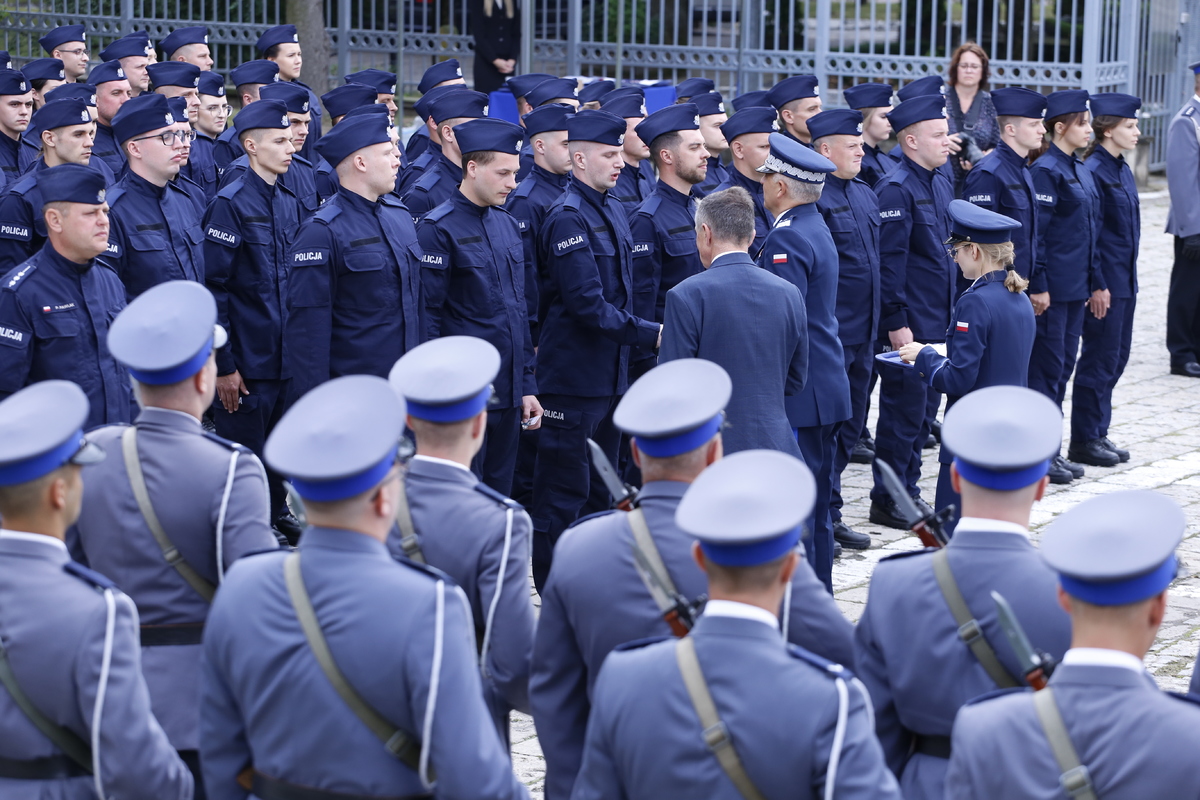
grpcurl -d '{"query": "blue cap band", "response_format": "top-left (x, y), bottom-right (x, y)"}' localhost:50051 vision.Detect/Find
top-left (700, 526), bottom-right (801, 567)
top-left (127, 336), bottom-right (213, 386)
top-left (1060, 554), bottom-right (1177, 606)
top-left (0, 430), bottom-right (84, 485)
top-left (406, 385), bottom-right (492, 423)
top-left (288, 444), bottom-right (398, 502)
top-left (634, 413), bottom-right (723, 458)
top-left (953, 457), bottom-right (1050, 491)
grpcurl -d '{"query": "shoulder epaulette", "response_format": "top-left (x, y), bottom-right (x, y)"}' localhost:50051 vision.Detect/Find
top-left (422, 202), bottom-right (453, 224)
top-left (412, 169), bottom-right (441, 192)
top-left (613, 635), bottom-right (670, 653)
top-left (63, 561), bottom-right (118, 591)
top-left (240, 546), bottom-right (287, 559)
top-left (216, 179), bottom-right (244, 200)
top-left (884, 168), bottom-right (909, 186)
top-left (200, 430), bottom-right (254, 454)
top-left (396, 555), bottom-right (459, 585)
top-left (564, 509), bottom-right (619, 531)
top-left (786, 642), bottom-right (857, 680)
top-left (2, 259), bottom-right (39, 292)
top-left (510, 179), bottom-right (535, 200)
top-left (8, 173), bottom-right (36, 195)
top-left (634, 195), bottom-right (663, 217)
top-left (379, 193), bottom-right (406, 209)
top-left (292, 154), bottom-right (313, 168)
top-left (473, 482), bottom-right (523, 510)
top-left (563, 192), bottom-right (583, 211)
top-left (1184, 106), bottom-right (1196, 118)
top-left (311, 200), bottom-right (342, 225)
top-left (104, 185), bottom-right (128, 206)
top-left (964, 686), bottom-right (1029, 706)
top-left (879, 547), bottom-right (936, 563)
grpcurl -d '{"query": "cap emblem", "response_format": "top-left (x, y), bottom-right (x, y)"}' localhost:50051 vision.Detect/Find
top-left (96, 189), bottom-right (105, 202)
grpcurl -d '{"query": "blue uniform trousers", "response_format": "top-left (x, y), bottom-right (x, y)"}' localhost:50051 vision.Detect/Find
top-left (1072, 296), bottom-right (1135, 443)
top-left (934, 462), bottom-right (961, 538)
top-left (870, 349), bottom-right (940, 503)
top-left (830, 340), bottom-right (874, 524)
top-left (512, 427), bottom-right (538, 508)
top-left (471, 406), bottom-right (522, 498)
top-left (1028, 300), bottom-right (1085, 407)
top-left (795, 423), bottom-right (837, 593)
top-left (213, 378), bottom-right (291, 520)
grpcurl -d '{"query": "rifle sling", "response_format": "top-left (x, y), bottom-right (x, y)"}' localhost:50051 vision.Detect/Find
top-left (393, 481), bottom-right (425, 564)
top-left (0, 643), bottom-right (93, 773)
top-left (628, 507), bottom-right (681, 614)
top-left (1033, 688), bottom-right (1099, 800)
top-left (931, 549), bottom-right (1019, 689)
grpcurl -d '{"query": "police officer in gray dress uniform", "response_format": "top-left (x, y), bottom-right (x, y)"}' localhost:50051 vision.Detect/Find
top-left (386, 336), bottom-right (536, 746)
top-left (70, 281), bottom-right (279, 797)
top-left (531, 359), bottom-right (856, 800)
top-left (571, 449), bottom-right (901, 800)
top-left (947, 489), bottom-right (1200, 799)
top-left (1164, 59), bottom-right (1200, 377)
top-left (855, 386), bottom-right (1072, 800)
top-left (0, 380), bottom-right (194, 799)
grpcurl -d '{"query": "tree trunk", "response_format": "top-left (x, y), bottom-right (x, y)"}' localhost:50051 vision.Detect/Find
top-left (290, 0), bottom-right (333, 97)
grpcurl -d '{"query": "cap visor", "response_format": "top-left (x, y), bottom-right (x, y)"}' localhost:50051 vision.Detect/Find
top-left (944, 232), bottom-right (970, 246)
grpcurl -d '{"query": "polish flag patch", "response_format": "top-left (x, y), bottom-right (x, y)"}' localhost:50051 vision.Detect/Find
top-left (41, 306), bottom-right (50, 312)
top-left (956, 320), bottom-right (970, 332)
top-left (772, 253), bottom-right (787, 264)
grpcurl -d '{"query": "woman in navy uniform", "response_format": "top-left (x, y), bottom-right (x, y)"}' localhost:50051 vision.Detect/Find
top-left (898, 200), bottom-right (1035, 532)
top-left (1069, 94), bottom-right (1141, 468)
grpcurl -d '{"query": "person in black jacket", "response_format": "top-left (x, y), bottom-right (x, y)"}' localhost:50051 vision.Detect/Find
top-left (471, 0), bottom-right (521, 94)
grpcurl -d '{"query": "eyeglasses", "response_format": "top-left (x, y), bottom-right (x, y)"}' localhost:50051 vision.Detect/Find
top-left (133, 129), bottom-right (197, 146)
top-left (945, 243), bottom-right (969, 259)
top-left (57, 48), bottom-right (88, 57)
top-left (205, 104), bottom-right (232, 116)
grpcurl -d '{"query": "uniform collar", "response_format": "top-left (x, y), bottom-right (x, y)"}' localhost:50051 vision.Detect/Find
top-left (451, 189), bottom-right (488, 217)
top-left (297, 525), bottom-right (393, 556)
top-left (411, 454), bottom-right (474, 475)
top-left (531, 162), bottom-right (569, 187)
top-left (654, 179), bottom-right (694, 206)
top-left (711, 250), bottom-right (751, 266)
top-left (900, 152), bottom-right (938, 181)
top-left (1091, 146), bottom-right (1125, 168)
top-left (137, 406), bottom-right (202, 430)
top-left (954, 516), bottom-right (1030, 539)
top-left (40, 240), bottom-right (94, 276)
top-left (436, 149), bottom-right (462, 178)
top-left (126, 168), bottom-right (167, 199)
top-left (1061, 647), bottom-right (1146, 674)
top-left (636, 480), bottom-right (690, 501)
top-left (0, 529), bottom-right (68, 554)
top-left (995, 139), bottom-right (1027, 168)
top-left (773, 201), bottom-right (818, 226)
top-left (337, 184), bottom-right (380, 213)
top-left (1047, 143), bottom-right (1081, 166)
top-left (0, 131), bottom-right (18, 155)
top-left (702, 598), bottom-right (779, 629)
top-left (969, 269), bottom-right (1008, 288)
top-left (569, 172), bottom-right (608, 207)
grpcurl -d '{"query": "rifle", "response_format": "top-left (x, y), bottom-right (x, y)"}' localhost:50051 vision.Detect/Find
top-left (587, 438), bottom-right (637, 511)
top-left (992, 590), bottom-right (1058, 690)
top-left (875, 459), bottom-right (952, 548)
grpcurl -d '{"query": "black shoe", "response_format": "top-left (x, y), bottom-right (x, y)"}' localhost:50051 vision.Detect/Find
top-left (274, 511), bottom-right (304, 546)
top-left (834, 542), bottom-right (843, 558)
top-left (1047, 457), bottom-right (1075, 485)
top-left (1056, 455), bottom-right (1085, 479)
top-left (1098, 437), bottom-right (1130, 462)
top-left (912, 495), bottom-right (935, 519)
top-left (869, 498), bottom-right (911, 530)
top-left (1171, 361), bottom-right (1200, 377)
top-left (930, 418), bottom-right (942, 444)
top-left (1068, 439), bottom-right (1120, 467)
top-left (850, 440), bottom-right (875, 464)
top-left (860, 429), bottom-right (876, 449)
top-left (923, 433), bottom-right (937, 450)
top-left (833, 521), bottom-right (871, 550)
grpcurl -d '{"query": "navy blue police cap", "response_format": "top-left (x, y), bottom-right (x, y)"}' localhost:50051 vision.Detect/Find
top-left (260, 80), bottom-right (310, 114)
top-left (991, 86), bottom-right (1047, 118)
top-left (506, 72), bottom-right (555, 100)
top-left (111, 93), bottom-right (175, 144)
top-left (229, 60), bottom-right (279, 88)
top-left (40, 25), bottom-right (87, 54)
top-left (731, 90), bottom-right (769, 111)
top-left (886, 93), bottom-right (947, 133)
top-left (37, 163), bottom-right (107, 205)
top-left (160, 26), bottom-right (208, 58)
top-left (721, 106), bottom-right (778, 143)
top-left (322, 82), bottom-right (376, 118)
top-left (100, 31), bottom-right (153, 62)
top-left (844, 82), bottom-right (894, 110)
top-left (413, 83), bottom-right (466, 121)
top-left (345, 68), bottom-right (397, 95)
top-left (0, 381), bottom-right (104, 486)
top-left (418, 59), bottom-right (463, 94)
top-left (897, 74), bottom-right (944, 102)
top-left (455, 118), bottom-right (524, 155)
top-left (266, 375), bottom-right (407, 503)
top-left (198, 71), bottom-right (226, 97)
top-left (636, 103), bottom-right (700, 148)
top-left (0, 52), bottom-right (12, 71)
top-left (522, 103), bottom-right (574, 136)
top-left (429, 90), bottom-right (489, 125)
top-left (691, 91), bottom-right (726, 117)
top-left (526, 77), bottom-right (578, 108)
top-left (1042, 490), bottom-right (1183, 606)
top-left (578, 79), bottom-right (615, 105)
top-left (599, 88), bottom-right (647, 119)
top-left (166, 97), bottom-right (189, 124)
top-left (22, 58), bottom-right (65, 83)
top-left (1090, 92), bottom-right (1141, 119)
top-left (389, 336), bottom-right (501, 423)
top-left (941, 386), bottom-right (1061, 491)
top-left (766, 75), bottom-right (819, 110)
top-left (567, 109), bottom-right (627, 145)
top-left (256, 24), bottom-right (298, 54)
top-left (148, 61), bottom-right (200, 89)
top-left (342, 103), bottom-right (390, 122)
top-left (31, 99), bottom-right (92, 135)
top-left (234, 98), bottom-right (290, 134)
top-left (676, 449), bottom-right (815, 567)
top-left (807, 108), bottom-right (864, 140)
top-left (614, 359), bottom-right (731, 458)
top-left (0, 69), bottom-right (30, 97)
top-left (108, 280), bottom-right (227, 385)
top-left (675, 77), bottom-right (715, 99)
top-left (314, 114), bottom-right (393, 165)
top-left (88, 60), bottom-right (127, 86)
top-left (1190, 60), bottom-right (1200, 74)
top-left (46, 82), bottom-right (96, 106)
top-left (1045, 89), bottom-right (1089, 120)
top-left (945, 198), bottom-right (1022, 245)
top-left (757, 131), bottom-right (836, 182)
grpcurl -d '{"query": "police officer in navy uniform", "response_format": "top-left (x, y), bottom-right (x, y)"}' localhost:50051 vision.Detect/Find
top-left (868, 94), bottom-right (955, 529)
top-left (401, 90), bottom-right (490, 222)
top-left (161, 25), bottom-right (212, 70)
top-left (712, 105), bottom-right (777, 254)
top-left (690, 91), bottom-right (730, 197)
top-left (0, 69), bottom-right (33, 189)
top-left (1165, 60), bottom-right (1200, 378)
top-left (100, 31), bottom-right (153, 96)
top-left (947, 489), bottom-right (1200, 799)
top-left (674, 76), bottom-right (714, 103)
top-left (405, 59), bottom-right (466, 163)
top-left (189, 70), bottom-right (226, 200)
top-left (345, 68), bottom-right (399, 119)
top-left (757, 132), bottom-right (851, 587)
top-left (88, 60), bottom-right (134, 176)
top-left (21, 57), bottom-right (67, 111)
top-left (202, 100), bottom-right (301, 541)
top-left (0, 164), bottom-right (134, 429)
top-left (577, 78), bottom-right (614, 109)
top-left (418, 118), bottom-right (540, 496)
top-left (571, 448), bottom-right (901, 800)
top-left (200, 375), bottom-right (530, 800)
top-left (599, 88), bottom-right (653, 217)
top-left (284, 114), bottom-right (422, 401)
top-left (387, 337), bottom-right (536, 745)
top-left (767, 74), bottom-right (822, 146)
top-left (509, 73), bottom-right (559, 180)
top-left (810, 108), bottom-right (881, 552)
top-left (163, 97), bottom-right (210, 215)
top-left (532, 360), bottom-right (856, 800)
top-left (531, 109), bottom-right (661, 590)
top-left (98, 93), bottom-right (205, 299)
top-left (856, 386), bottom-right (1072, 800)
top-left (524, 77), bottom-right (580, 112)
top-left (845, 82), bottom-right (897, 188)
top-left (213, 60), bottom-right (279, 170)
top-left (39, 24), bottom-right (89, 81)
top-left (0, 380), bottom-right (194, 799)
top-left (397, 83), bottom-right (470, 195)
top-left (254, 24), bottom-right (323, 162)
top-left (72, 281), bottom-right (278, 798)
top-left (147, 61), bottom-right (202, 132)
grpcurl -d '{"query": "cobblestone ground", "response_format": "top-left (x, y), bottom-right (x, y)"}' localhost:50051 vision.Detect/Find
top-left (509, 183), bottom-right (1199, 795)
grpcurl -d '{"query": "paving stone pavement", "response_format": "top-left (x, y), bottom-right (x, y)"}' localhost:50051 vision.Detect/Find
top-left (508, 181), bottom-right (1200, 796)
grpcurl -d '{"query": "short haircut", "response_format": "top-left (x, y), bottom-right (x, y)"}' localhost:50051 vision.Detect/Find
top-left (43, 200), bottom-right (72, 221)
top-left (695, 186), bottom-right (755, 247)
top-left (776, 174), bottom-right (823, 204)
top-left (705, 552), bottom-right (790, 593)
top-left (408, 416), bottom-right (477, 450)
top-left (0, 467), bottom-right (63, 518)
top-left (461, 149), bottom-right (498, 172)
top-left (649, 130), bottom-right (683, 169)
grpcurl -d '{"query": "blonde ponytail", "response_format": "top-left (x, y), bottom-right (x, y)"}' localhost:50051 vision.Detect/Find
top-left (976, 241), bottom-right (1028, 292)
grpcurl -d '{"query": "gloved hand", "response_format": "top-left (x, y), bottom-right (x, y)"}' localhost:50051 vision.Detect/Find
top-left (1183, 234), bottom-right (1200, 261)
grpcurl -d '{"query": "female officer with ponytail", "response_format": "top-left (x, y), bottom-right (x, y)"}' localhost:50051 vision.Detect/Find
top-left (897, 200), bottom-right (1035, 532)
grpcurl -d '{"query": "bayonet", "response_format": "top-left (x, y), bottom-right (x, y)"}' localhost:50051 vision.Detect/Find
top-left (876, 459), bottom-right (951, 548)
top-left (992, 590), bottom-right (1056, 690)
top-left (587, 438), bottom-right (636, 511)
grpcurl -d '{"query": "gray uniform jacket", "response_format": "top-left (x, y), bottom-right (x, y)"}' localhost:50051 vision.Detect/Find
top-left (1166, 95), bottom-right (1200, 238)
top-left (69, 406), bottom-right (278, 750)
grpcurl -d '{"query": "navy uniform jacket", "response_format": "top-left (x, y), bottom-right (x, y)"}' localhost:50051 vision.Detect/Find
top-left (692, 155), bottom-right (728, 197)
top-left (818, 174), bottom-right (881, 346)
top-left (947, 661), bottom-right (1200, 799)
top-left (182, 133), bottom-right (221, 202)
top-left (532, 480), bottom-right (857, 799)
top-left (284, 186), bottom-right (423, 398)
top-left (405, 124), bottom-right (431, 163)
top-left (0, 244), bottom-right (134, 429)
top-left (571, 613), bottom-right (901, 800)
top-left (875, 153), bottom-right (956, 341)
top-left (288, 79), bottom-right (323, 163)
top-left (97, 170), bottom-right (205, 299)
top-left (536, 174), bottom-right (660, 397)
top-left (1086, 147), bottom-right (1140, 298)
top-left (760, 203), bottom-right (851, 427)
top-left (855, 521), bottom-right (1072, 800)
top-left (212, 125), bottom-right (240, 170)
top-left (0, 533), bottom-right (193, 799)
top-left (963, 141), bottom-right (1042, 290)
top-left (220, 152), bottom-right (322, 220)
top-left (401, 150), bottom-right (462, 223)
top-left (505, 162), bottom-right (569, 346)
top-left (396, 147), bottom-right (437, 196)
top-left (314, 156), bottom-right (338, 203)
top-left (202, 168), bottom-right (301, 380)
top-left (630, 180), bottom-right (702, 328)
top-left (92, 122), bottom-right (125, 176)
top-left (516, 139), bottom-right (534, 182)
top-left (714, 167), bottom-right (773, 255)
top-left (860, 143), bottom-right (897, 188)
top-left (0, 132), bottom-right (20, 189)
top-left (610, 160), bottom-right (654, 218)
top-left (385, 457), bottom-right (536, 736)
top-left (200, 526), bottom-right (529, 799)
top-left (419, 191), bottom-right (536, 407)
top-left (1030, 145), bottom-right (1104, 302)
top-left (70, 407), bottom-right (278, 751)
top-left (1166, 96), bottom-right (1200, 238)
top-left (660, 251), bottom-right (806, 457)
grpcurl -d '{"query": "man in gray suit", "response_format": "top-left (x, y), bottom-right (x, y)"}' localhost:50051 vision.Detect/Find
top-left (660, 186), bottom-right (808, 458)
top-left (1165, 59), bottom-right (1200, 377)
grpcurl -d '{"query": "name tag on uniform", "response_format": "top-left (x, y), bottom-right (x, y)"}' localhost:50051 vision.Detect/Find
top-left (40, 302), bottom-right (76, 313)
